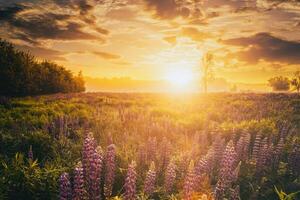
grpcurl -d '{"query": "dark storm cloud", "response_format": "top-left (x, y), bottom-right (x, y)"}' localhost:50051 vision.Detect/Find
top-left (223, 32), bottom-right (300, 65)
top-left (0, 0), bottom-right (108, 43)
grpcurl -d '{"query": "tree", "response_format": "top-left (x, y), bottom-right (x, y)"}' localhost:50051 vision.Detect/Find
top-left (268, 76), bottom-right (290, 92)
top-left (291, 71), bottom-right (300, 93)
top-left (0, 38), bottom-right (85, 96)
top-left (202, 52), bottom-right (214, 93)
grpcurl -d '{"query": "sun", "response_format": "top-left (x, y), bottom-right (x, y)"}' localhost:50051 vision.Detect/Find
top-left (165, 68), bottom-right (195, 86)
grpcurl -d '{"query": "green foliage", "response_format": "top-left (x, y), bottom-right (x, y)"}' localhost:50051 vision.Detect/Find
top-left (0, 153), bottom-right (63, 200)
top-left (275, 186), bottom-right (300, 200)
top-left (0, 39), bottom-right (85, 97)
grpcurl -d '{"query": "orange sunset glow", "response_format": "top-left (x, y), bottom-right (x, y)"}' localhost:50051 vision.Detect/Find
top-left (1, 0), bottom-right (300, 92)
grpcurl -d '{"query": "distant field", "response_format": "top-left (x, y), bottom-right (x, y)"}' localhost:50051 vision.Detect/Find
top-left (0, 93), bottom-right (299, 200)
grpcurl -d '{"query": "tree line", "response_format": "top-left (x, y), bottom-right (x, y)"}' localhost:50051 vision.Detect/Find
top-left (268, 71), bottom-right (300, 92)
top-left (0, 39), bottom-right (85, 97)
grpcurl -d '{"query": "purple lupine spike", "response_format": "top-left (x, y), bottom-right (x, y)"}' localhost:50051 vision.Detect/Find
top-left (194, 149), bottom-right (214, 187)
top-left (28, 145), bottom-right (33, 160)
top-left (59, 172), bottom-right (71, 200)
top-left (104, 144), bottom-right (116, 198)
top-left (220, 140), bottom-right (237, 180)
top-left (242, 132), bottom-right (251, 161)
top-left (256, 144), bottom-right (268, 176)
top-left (159, 137), bottom-right (172, 171)
top-left (82, 132), bottom-right (96, 180)
top-left (144, 162), bottom-right (157, 196)
top-left (183, 160), bottom-right (195, 200)
top-left (214, 179), bottom-right (226, 200)
top-left (289, 144), bottom-right (300, 176)
top-left (147, 137), bottom-right (157, 163)
top-left (124, 161), bottom-right (137, 200)
top-left (137, 143), bottom-right (147, 167)
top-left (276, 137), bottom-right (284, 155)
top-left (229, 185), bottom-right (240, 200)
top-left (213, 137), bottom-right (225, 169)
top-left (164, 160), bottom-right (176, 194)
top-left (235, 136), bottom-right (244, 161)
top-left (252, 132), bottom-right (262, 161)
top-left (274, 137), bottom-right (284, 166)
top-left (89, 146), bottom-right (104, 200)
top-left (73, 162), bottom-right (85, 200)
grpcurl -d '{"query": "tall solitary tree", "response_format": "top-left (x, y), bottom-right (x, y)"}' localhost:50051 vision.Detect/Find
top-left (291, 71), bottom-right (300, 93)
top-left (202, 52), bottom-right (214, 93)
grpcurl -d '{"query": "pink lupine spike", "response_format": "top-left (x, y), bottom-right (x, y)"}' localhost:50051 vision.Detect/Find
top-left (124, 161), bottom-right (137, 200)
top-left (183, 160), bottom-right (195, 200)
top-left (164, 160), bottom-right (176, 194)
top-left (59, 172), bottom-right (71, 200)
top-left (252, 132), bottom-right (262, 161)
top-left (104, 144), bottom-right (116, 198)
top-left (144, 162), bottom-right (157, 196)
top-left (72, 162), bottom-right (85, 200)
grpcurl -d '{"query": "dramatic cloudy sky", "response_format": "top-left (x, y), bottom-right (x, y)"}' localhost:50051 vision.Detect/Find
top-left (0, 0), bottom-right (300, 84)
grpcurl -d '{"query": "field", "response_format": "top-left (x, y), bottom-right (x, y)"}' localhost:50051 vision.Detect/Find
top-left (0, 93), bottom-right (300, 200)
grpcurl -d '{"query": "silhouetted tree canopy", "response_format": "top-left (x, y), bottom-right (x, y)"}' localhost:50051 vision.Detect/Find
top-left (268, 76), bottom-right (290, 92)
top-left (291, 71), bottom-right (300, 93)
top-left (0, 39), bottom-right (85, 96)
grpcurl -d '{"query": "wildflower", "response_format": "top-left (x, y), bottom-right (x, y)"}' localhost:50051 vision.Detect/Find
top-left (104, 144), bottom-right (116, 198)
top-left (252, 132), bottom-right (262, 161)
top-left (229, 185), bottom-right (240, 200)
top-left (124, 161), bottom-right (137, 200)
top-left (164, 160), bottom-right (176, 194)
top-left (60, 172), bottom-right (71, 200)
top-left (89, 146), bottom-right (104, 200)
top-left (144, 162), bottom-right (156, 196)
top-left (73, 162), bottom-right (85, 200)
top-left (183, 160), bottom-right (195, 200)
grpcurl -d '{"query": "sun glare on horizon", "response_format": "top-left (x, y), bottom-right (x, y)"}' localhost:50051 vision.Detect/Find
top-left (165, 68), bottom-right (195, 86)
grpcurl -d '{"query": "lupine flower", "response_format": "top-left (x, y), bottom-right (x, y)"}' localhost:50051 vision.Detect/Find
top-left (183, 160), bottom-right (195, 200)
top-left (164, 160), bottom-right (176, 194)
top-left (220, 140), bottom-right (237, 180)
top-left (288, 144), bottom-right (300, 176)
top-left (28, 145), bottom-right (33, 160)
top-left (89, 146), bottom-right (104, 200)
top-left (159, 137), bottom-right (172, 171)
top-left (194, 149), bottom-right (213, 187)
top-left (256, 143), bottom-right (268, 176)
top-left (59, 172), bottom-right (71, 200)
top-left (229, 185), bottom-right (240, 200)
top-left (144, 162), bottom-right (156, 196)
top-left (242, 132), bottom-right (251, 161)
top-left (214, 179), bottom-right (226, 200)
top-left (73, 162), bottom-right (85, 200)
top-left (82, 132), bottom-right (96, 181)
top-left (124, 161), bottom-right (137, 200)
top-left (104, 144), bottom-right (116, 198)
top-left (252, 132), bottom-right (262, 161)
top-left (213, 137), bottom-right (225, 169)
top-left (215, 140), bottom-right (237, 200)
top-left (274, 137), bottom-right (284, 166)
top-left (147, 137), bottom-right (157, 163)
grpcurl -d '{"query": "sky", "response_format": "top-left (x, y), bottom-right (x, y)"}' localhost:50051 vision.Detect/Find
top-left (0, 0), bottom-right (300, 91)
